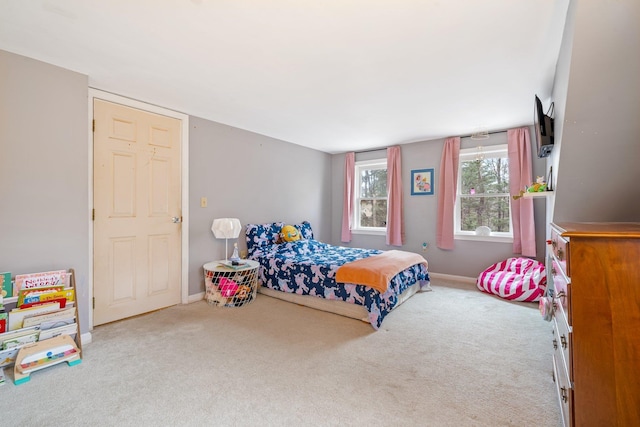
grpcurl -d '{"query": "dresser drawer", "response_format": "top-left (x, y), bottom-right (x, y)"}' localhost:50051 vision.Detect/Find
top-left (550, 225), bottom-right (570, 277)
top-left (552, 313), bottom-right (572, 383)
top-left (550, 258), bottom-right (571, 326)
top-left (553, 351), bottom-right (573, 427)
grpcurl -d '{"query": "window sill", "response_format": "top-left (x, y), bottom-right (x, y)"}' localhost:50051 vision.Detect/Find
top-left (352, 228), bottom-right (386, 236)
top-left (455, 233), bottom-right (513, 243)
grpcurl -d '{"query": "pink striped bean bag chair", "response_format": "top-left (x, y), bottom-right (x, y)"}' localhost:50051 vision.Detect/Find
top-left (476, 257), bottom-right (547, 302)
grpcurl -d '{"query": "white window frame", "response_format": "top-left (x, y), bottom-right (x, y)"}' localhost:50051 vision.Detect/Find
top-left (454, 144), bottom-right (513, 243)
top-left (352, 158), bottom-right (388, 236)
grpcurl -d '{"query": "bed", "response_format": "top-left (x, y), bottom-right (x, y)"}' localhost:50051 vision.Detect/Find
top-left (245, 221), bottom-right (431, 329)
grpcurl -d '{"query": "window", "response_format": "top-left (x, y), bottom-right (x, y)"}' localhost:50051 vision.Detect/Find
top-left (353, 159), bottom-right (387, 234)
top-left (455, 144), bottom-right (513, 242)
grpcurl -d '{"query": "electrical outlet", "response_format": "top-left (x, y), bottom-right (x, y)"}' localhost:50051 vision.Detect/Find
top-left (200, 197), bottom-right (207, 208)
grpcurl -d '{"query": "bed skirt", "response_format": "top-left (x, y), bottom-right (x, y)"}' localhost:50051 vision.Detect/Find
top-left (258, 280), bottom-right (431, 324)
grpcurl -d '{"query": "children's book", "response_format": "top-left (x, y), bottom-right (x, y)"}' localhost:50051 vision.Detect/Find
top-left (13, 270), bottom-right (68, 297)
top-left (0, 272), bottom-right (11, 298)
top-left (2, 331), bottom-right (38, 350)
top-left (22, 307), bottom-right (75, 329)
top-left (0, 347), bottom-right (19, 368)
top-left (0, 314), bottom-right (6, 334)
top-left (8, 302), bottom-right (61, 331)
top-left (38, 322), bottom-right (77, 341)
top-left (20, 297), bottom-right (67, 310)
top-left (17, 286), bottom-right (65, 306)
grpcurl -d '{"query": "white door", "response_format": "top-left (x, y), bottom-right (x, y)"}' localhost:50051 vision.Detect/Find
top-left (93, 99), bottom-right (182, 325)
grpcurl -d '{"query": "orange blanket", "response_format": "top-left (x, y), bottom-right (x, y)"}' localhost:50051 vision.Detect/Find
top-left (335, 250), bottom-right (428, 293)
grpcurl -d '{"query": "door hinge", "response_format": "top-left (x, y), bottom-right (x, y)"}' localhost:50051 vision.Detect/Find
top-left (93, 297), bottom-right (95, 309)
top-left (92, 119), bottom-right (95, 132)
top-left (92, 209), bottom-right (95, 221)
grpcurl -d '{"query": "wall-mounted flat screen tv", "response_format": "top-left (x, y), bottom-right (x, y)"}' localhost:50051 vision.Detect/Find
top-left (534, 95), bottom-right (554, 158)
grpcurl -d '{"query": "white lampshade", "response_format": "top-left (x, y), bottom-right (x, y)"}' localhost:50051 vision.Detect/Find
top-left (211, 218), bottom-right (242, 239)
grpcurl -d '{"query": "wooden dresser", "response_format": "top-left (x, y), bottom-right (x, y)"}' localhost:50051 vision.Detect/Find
top-left (548, 222), bottom-right (640, 427)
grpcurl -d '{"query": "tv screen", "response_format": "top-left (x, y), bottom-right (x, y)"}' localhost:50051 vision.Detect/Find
top-left (534, 95), bottom-right (554, 158)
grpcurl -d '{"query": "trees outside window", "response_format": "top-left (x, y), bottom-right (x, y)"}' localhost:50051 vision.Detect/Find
top-left (455, 145), bottom-right (513, 240)
top-left (354, 159), bottom-right (387, 231)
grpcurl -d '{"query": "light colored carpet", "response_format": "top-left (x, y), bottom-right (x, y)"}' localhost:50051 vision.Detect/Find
top-left (1, 278), bottom-right (561, 426)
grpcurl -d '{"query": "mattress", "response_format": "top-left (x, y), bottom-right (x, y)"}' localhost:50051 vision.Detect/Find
top-left (245, 221), bottom-right (430, 329)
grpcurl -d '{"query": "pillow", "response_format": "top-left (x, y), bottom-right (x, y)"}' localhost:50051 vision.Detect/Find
top-left (280, 225), bottom-right (301, 242)
top-left (294, 221), bottom-right (314, 240)
top-left (245, 222), bottom-right (285, 253)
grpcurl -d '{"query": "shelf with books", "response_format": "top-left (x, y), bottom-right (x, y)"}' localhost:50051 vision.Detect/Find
top-left (0, 268), bottom-right (82, 385)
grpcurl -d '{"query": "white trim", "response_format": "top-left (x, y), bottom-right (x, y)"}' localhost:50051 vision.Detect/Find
top-left (454, 144), bottom-right (513, 241)
top-left (428, 272), bottom-right (477, 284)
top-left (189, 292), bottom-right (206, 303)
top-left (87, 89), bottom-right (190, 332)
top-left (455, 233), bottom-right (514, 243)
top-left (353, 157), bottom-right (388, 233)
top-left (351, 228), bottom-right (386, 236)
top-left (80, 332), bottom-right (93, 346)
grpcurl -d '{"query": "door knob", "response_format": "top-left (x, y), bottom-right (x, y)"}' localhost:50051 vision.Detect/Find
top-left (172, 216), bottom-right (182, 223)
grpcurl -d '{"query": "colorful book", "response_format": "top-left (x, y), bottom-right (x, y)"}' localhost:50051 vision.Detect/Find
top-left (0, 272), bottom-right (11, 298)
top-left (13, 270), bottom-right (68, 297)
top-left (0, 325), bottom-right (40, 344)
top-left (38, 288), bottom-right (75, 304)
top-left (2, 331), bottom-right (38, 350)
top-left (17, 286), bottom-right (65, 306)
top-left (0, 347), bottom-right (19, 368)
top-left (20, 297), bottom-right (67, 310)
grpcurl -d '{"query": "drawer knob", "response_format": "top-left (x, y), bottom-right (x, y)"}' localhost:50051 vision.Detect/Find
top-left (561, 335), bottom-right (568, 349)
top-left (553, 339), bottom-right (558, 349)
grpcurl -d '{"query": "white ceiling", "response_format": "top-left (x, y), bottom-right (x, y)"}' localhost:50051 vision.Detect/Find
top-left (0, 0), bottom-right (569, 154)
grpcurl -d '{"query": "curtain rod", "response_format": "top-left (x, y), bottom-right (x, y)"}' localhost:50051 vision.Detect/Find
top-left (351, 129), bottom-right (511, 154)
top-left (354, 147), bottom-right (387, 154)
top-left (460, 129), bottom-right (508, 139)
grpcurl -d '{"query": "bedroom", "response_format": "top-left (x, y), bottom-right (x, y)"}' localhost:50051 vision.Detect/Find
top-left (1, 0), bottom-right (639, 423)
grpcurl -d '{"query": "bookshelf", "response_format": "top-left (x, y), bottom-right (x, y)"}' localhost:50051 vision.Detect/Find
top-left (0, 268), bottom-right (82, 385)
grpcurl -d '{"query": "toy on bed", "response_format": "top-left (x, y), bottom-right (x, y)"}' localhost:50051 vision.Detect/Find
top-left (245, 221), bottom-right (430, 329)
top-left (280, 224), bottom-right (301, 242)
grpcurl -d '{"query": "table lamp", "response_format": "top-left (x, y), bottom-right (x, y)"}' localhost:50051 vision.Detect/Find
top-left (211, 218), bottom-right (242, 261)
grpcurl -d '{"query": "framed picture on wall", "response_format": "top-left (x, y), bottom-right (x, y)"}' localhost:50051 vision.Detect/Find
top-left (411, 168), bottom-right (434, 195)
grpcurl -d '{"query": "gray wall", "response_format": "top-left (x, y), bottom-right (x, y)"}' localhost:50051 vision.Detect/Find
top-left (187, 117), bottom-right (332, 296)
top-left (330, 132), bottom-right (548, 278)
top-left (0, 50), bottom-right (90, 333)
top-left (550, 0), bottom-right (640, 221)
top-left (0, 49), bottom-right (333, 332)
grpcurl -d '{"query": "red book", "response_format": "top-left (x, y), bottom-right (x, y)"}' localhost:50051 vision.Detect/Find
top-left (19, 297), bottom-right (67, 310)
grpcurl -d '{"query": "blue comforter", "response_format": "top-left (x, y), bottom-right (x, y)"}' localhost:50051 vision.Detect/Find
top-left (248, 238), bottom-right (430, 329)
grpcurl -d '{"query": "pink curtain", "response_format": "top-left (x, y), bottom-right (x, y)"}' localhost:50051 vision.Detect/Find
top-left (386, 146), bottom-right (404, 246)
top-left (436, 137), bottom-right (460, 250)
top-left (508, 128), bottom-right (536, 257)
top-left (341, 152), bottom-right (355, 242)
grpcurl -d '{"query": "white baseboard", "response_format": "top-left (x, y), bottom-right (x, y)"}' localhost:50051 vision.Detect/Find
top-left (80, 332), bottom-right (92, 345)
top-left (428, 272), bottom-right (477, 284)
top-left (188, 292), bottom-right (205, 303)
